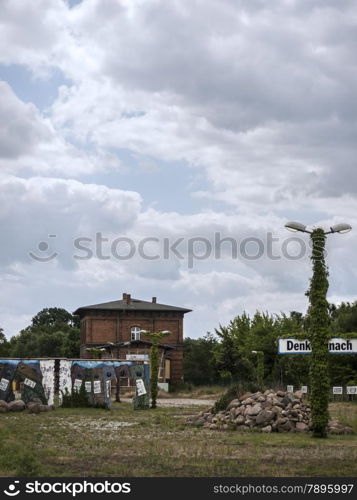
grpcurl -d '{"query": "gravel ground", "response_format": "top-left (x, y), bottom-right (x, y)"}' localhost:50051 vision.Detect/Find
top-left (121, 398), bottom-right (215, 407)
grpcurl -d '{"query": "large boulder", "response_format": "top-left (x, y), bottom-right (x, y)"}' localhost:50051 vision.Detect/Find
top-left (246, 403), bottom-right (262, 416)
top-left (27, 402), bottom-right (42, 414)
top-left (256, 410), bottom-right (274, 426)
top-left (0, 400), bottom-right (9, 413)
top-left (8, 400), bottom-right (25, 412)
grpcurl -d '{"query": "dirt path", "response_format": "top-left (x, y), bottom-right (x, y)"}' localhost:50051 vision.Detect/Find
top-left (122, 398), bottom-right (215, 407)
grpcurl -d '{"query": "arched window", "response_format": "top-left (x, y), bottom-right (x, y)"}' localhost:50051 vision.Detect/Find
top-left (131, 326), bottom-right (141, 341)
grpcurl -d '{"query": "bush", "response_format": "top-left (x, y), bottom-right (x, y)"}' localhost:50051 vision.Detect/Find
top-left (60, 383), bottom-right (90, 408)
top-left (212, 381), bottom-right (260, 413)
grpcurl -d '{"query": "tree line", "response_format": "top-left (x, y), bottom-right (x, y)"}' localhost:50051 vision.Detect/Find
top-left (0, 308), bottom-right (80, 359)
top-left (1, 302), bottom-right (356, 388)
top-left (183, 302), bottom-right (357, 388)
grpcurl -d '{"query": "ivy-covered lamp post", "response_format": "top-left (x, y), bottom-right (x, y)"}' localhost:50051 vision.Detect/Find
top-left (252, 350), bottom-right (264, 390)
top-left (140, 329), bottom-right (170, 409)
top-left (285, 221), bottom-right (352, 438)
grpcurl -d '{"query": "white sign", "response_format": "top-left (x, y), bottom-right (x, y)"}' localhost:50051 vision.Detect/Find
top-left (346, 386), bottom-right (357, 395)
top-left (74, 379), bottom-right (82, 391)
top-left (85, 381), bottom-right (92, 393)
top-left (59, 360), bottom-right (72, 402)
top-left (286, 385), bottom-right (294, 393)
top-left (279, 338), bottom-right (357, 354)
top-left (126, 354), bottom-right (149, 361)
top-left (93, 380), bottom-right (101, 394)
top-left (0, 378), bottom-right (9, 391)
top-left (301, 386), bottom-right (308, 394)
top-left (24, 378), bottom-right (36, 389)
top-left (40, 360), bottom-right (55, 405)
top-left (136, 378), bottom-right (147, 396)
top-left (106, 380), bottom-right (111, 398)
top-left (333, 386), bottom-right (343, 395)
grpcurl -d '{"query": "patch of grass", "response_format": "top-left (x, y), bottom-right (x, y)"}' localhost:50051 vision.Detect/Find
top-left (0, 402), bottom-right (356, 477)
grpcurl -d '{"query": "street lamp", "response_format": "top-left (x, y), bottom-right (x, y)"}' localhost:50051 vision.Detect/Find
top-left (284, 220), bottom-right (352, 437)
top-left (285, 221), bottom-right (352, 235)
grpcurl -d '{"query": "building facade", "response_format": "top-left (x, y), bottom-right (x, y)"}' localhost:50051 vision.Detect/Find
top-left (73, 293), bottom-right (191, 385)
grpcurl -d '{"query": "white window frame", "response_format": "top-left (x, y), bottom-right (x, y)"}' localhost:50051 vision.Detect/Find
top-left (131, 326), bottom-right (141, 341)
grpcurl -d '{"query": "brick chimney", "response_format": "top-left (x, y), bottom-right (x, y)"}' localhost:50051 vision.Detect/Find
top-left (126, 293), bottom-right (131, 304)
top-left (122, 293), bottom-right (127, 300)
top-left (152, 296), bottom-right (157, 303)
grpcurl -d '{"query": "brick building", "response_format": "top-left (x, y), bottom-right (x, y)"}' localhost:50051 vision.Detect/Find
top-left (73, 293), bottom-right (191, 385)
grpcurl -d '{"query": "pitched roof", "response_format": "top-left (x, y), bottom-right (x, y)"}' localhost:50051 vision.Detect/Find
top-left (73, 297), bottom-right (192, 315)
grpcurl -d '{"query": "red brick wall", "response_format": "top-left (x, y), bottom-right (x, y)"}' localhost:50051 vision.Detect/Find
top-left (79, 309), bottom-right (186, 383)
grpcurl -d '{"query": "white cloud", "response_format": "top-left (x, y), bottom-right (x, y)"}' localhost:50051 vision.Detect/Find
top-left (0, 0), bottom-right (356, 338)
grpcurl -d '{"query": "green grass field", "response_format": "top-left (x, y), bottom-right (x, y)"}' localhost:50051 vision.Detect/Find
top-left (0, 401), bottom-right (356, 477)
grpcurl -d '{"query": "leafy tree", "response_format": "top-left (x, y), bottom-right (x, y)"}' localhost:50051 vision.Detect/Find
top-left (8, 308), bottom-right (80, 358)
top-left (0, 327), bottom-right (9, 357)
top-left (31, 307), bottom-right (79, 329)
top-left (145, 330), bottom-right (170, 409)
top-left (183, 333), bottom-right (220, 385)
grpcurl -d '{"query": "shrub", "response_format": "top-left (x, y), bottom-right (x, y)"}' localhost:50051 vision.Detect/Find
top-left (60, 383), bottom-right (90, 408)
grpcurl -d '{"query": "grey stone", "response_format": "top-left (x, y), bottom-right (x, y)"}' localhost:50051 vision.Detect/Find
top-left (277, 420), bottom-right (295, 432)
top-left (0, 400), bottom-right (9, 412)
top-left (239, 392), bottom-right (252, 401)
top-left (39, 405), bottom-right (51, 412)
top-left (256, 410), bottom-right (274, 425)
top-left (8, 400), bottom-right (25, 412)
top-left (281, 396), bottom-right (292, 406)
top-left (329, 427), bottom-right (344, 435)
top-left (296, 422), bottom-right (308, 432)
top-left (235, 407), bottom-right (243, 416)
top-left (247, 403), bottom-right (262, 416)
top-left (242, 397), bottom-right (255, 405)
top-left (261, 425), bottom-right (272, 433)
top-left (227, 399), bottom-right (240, 409)
top-left (235, 415), bottom-right (245, 425)
top-left (27, 402), bottom-right (41, 414)
top-left (271, 405), bottom-right (282, 415)
top-left (262, 401), bottom-right (273, 409)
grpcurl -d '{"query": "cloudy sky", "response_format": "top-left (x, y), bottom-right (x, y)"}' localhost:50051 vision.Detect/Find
top-left (1, 0), bottom-right (356, 339)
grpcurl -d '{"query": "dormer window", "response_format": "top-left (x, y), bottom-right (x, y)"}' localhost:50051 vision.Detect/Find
top-left (131, 326), bottom-right (141, 341)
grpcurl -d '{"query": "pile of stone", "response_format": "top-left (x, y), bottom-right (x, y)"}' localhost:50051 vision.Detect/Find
top-left (187, 389), bottom-right (353, 434)
top-left (0, 400), bottom-right (55, 414)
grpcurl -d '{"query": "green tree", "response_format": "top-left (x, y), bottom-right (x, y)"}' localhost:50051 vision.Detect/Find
top-left (8, 308), bottom-right (80, 358)
top-left (0, 327), bottom-right (9, 357)
top-left (213, 313), bottom-right (254, 383)
top-left (183, 333), bottom-right (220, 385)
top-left (31, 307), bottom-right (79, 328)
top-left (145, 330), bottom-right (170, 409)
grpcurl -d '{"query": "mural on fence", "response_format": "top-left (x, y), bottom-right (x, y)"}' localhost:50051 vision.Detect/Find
top-left (0, 359), bottom-right (150, 410)
top-left (0, 359), bottom-right (55, 405)
top-left (58, 360), bottom-right (150, 409)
